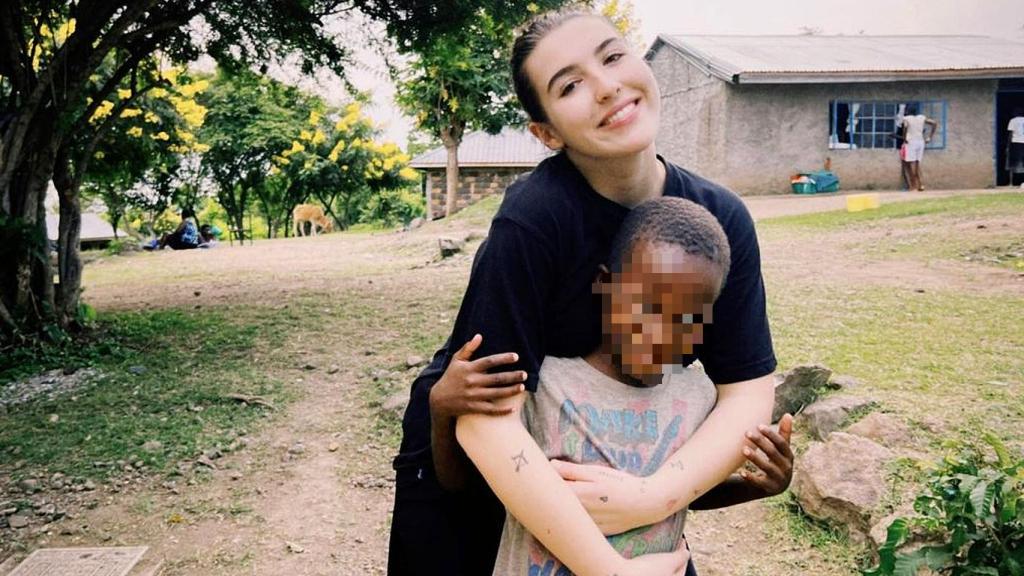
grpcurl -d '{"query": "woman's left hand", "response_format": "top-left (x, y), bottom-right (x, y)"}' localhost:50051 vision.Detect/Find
top-left (549, 459), bottom-right (660, 535)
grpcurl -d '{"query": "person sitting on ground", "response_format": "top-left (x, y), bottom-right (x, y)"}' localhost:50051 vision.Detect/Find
top-left (198, 223), bottom-right (221, 248)
top-left (157, 208), bottom-right (202, 250)
top-left (457, 197), bottom-right (794, 576)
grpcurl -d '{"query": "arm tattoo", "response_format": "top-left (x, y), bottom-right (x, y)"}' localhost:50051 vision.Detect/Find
top-left (512, 450), bottom-right (528, 472)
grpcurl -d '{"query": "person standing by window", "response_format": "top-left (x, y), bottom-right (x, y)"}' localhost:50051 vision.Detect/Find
top-left (900, 103), bottom-right (938, 191)
top-left (1006, 108), bottom-right (1024, 188)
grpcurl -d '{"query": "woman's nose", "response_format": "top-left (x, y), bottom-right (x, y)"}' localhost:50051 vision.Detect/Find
top-left (593, 71), bottom-right (622, 103)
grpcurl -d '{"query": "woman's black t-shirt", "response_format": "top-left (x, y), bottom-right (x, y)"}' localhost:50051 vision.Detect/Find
top-left (394, 152), bottom-right (776, 473)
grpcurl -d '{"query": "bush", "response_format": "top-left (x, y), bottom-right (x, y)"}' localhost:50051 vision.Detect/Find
top-left (360, 187), bottom-right (425, 227)
top-left (864, 433), bottom-right (1024, 575)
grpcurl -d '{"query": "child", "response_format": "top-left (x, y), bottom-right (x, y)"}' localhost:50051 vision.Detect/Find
top-left (458, 197), bottom-right (791, 576)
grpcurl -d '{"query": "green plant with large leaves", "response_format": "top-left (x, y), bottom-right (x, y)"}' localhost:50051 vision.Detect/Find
top-left (864, 433), bottom-right (1024, 576)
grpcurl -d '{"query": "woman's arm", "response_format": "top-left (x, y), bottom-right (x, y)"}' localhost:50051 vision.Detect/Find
top-left (456, 397), bottom-right (689, 576)
top-left (552, 373), bottom-right (775, 534)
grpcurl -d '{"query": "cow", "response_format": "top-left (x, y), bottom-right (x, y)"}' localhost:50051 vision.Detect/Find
top-left (292, 204), bottom-right (334, 237)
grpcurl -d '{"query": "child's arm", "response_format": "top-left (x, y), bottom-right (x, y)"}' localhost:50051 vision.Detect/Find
top-left (430, 335), bottom-right (527, 491)
top-left (689, 414), bottom-right (793, 510)
top-left (552, 373), bottom-right (775, 534)
top-left (456, 397), bottom-right (690, 576)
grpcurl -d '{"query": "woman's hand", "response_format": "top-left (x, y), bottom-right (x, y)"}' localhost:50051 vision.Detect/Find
top-left (428, 334), bottom-right (527, 419)
top-left (738, 413), bottom-right (794, 497)
top-left (549, 460), bottom-right (658, 535)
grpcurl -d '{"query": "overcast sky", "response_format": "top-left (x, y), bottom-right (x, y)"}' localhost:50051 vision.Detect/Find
top-left (337, 0), bottom-right (1024, 146)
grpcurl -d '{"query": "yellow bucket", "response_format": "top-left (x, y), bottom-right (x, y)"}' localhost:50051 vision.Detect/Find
top-left (846, 193), bottom-right (880, 212)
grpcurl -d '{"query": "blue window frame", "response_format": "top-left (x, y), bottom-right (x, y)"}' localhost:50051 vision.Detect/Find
top-left (829, 100), bottom-right (947, 150)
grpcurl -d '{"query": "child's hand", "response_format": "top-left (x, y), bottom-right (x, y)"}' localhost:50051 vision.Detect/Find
top-left (428, 334), bottom-right (527, 419)
top-left (739, 413), bottom-right (794, 497)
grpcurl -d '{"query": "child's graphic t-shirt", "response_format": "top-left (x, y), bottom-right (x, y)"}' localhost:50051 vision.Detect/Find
top-left (492, 356), bottom-right (717, 575)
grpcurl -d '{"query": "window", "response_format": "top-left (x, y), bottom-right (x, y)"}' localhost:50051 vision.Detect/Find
top-left (829, 100), bottom-right (947, 150)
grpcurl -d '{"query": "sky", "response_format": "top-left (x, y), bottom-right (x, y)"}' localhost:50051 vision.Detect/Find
top-left (328, 0), bottom-right (1024, 147)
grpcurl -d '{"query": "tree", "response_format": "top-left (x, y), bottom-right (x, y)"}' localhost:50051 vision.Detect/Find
top-left (273, 101), bottom-right (418, 230)
top-left (393, 2), bottom-right (568, 217)
top-left (0, 0), bottom-right (351, 341)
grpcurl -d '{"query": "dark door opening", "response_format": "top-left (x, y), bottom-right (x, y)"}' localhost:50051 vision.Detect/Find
top-left (996, 81), bottom-right (1024, 186)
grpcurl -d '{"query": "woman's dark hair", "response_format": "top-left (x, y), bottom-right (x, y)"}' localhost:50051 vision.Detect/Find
top-left (510, 10), bottom-right (593, 122)
top-left (905, 103), bottom-right (919, 116)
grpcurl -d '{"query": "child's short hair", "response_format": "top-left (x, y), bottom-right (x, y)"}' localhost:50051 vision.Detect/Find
top-left (608, 197), bottom-right (731, 290)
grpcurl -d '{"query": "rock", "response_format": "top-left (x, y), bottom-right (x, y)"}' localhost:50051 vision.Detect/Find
top-left (229, 470), bottom-right (243, 481)
top-left (438, 238), bottom-right (465, 259)
top-left (327, 443), bottom-right (340, 452)
top-left (303, 363), bottom-right (317, 371)
top-left (846, 412), bottom-right (913, 447)
top-left (18, 479), bottom-right (40, 493)
top-left (327, 365), bottom-right (340, 375)
top-left (382, 391), bottom-right (408, 417)
top-left (37, 503), bottom-right (56, 516)
top-left (286, 541), bottom-right (305, 554)
top-left (195, 455), bottom-right (217, 469)
top-left (828, 374), bottom-right (861, 390)
top-left (799, 395), bottom-right (876, 440)
top-left (63, 366), bottom-right (79, 376)
top-left (204, 448), bottom-right (223, 461)
top-left (288, 442), bottom-right (306, 455)
top-left (9, 514), bottom-right (30, 529)
top-left (405, 355), bottom-right (426, 368)
top-left (406, 217), bottom-right (424, 231)
top-left (772, 364), bottom-right (833, 422)
top-left (48, 413), bottom-right (60, 423)
top-left (791, 432), bottom-right (893, 543)
top-left (128, 365), bottom-right (147, 375)
top-left (142, 440), bottom-right (164, 453)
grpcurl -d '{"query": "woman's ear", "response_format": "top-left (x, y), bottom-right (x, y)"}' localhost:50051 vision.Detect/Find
top-left (529, 121), bottom-right (565, 151)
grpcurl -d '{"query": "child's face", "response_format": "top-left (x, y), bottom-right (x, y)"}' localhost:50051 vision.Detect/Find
top-left (598, 241), bottom-right (723, 382)
top-left (523, 16), bottom-right (660, 159)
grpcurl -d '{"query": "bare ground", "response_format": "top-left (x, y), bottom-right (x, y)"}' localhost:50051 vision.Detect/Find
top-left (3, 188), bottom-right (1022, 575)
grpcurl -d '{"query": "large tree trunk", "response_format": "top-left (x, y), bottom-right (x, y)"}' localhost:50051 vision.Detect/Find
top-left (439, 121), bottom-right (464, 218)
top-left (53, 147), bottom-right (84, 329)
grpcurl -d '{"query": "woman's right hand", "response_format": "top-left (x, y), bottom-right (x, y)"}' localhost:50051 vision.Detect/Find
top-left (428, 334), bottom-right (527, 419)
top-left (616, 541), bottom-right (690, 576)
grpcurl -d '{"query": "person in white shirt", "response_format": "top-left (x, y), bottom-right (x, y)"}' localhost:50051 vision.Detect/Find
top-left (900, 103), bottom-right (938, 191)
top-left (1006, 108), bottom-right (1024, 187)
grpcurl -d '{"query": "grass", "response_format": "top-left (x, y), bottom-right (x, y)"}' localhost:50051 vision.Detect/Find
top-left (0, 308), bottom-right (293, 481)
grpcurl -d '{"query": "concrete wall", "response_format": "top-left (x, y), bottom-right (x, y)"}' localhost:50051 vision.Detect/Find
top-left (648, 47), bottom-right (730, 186)
top-left (651, 49), bottom-right (998, 194)
top-left (424, 166), bottom-right (530, 219)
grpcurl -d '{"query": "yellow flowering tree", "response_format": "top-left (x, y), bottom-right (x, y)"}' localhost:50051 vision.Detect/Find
top-left (271, 100), bottom-right (420, 231)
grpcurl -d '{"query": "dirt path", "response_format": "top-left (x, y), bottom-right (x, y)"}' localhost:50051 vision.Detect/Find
top-left (3, 187), bottom-right (1019, 574)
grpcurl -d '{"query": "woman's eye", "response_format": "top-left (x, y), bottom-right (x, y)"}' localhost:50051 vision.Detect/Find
top-left (560, 80), bottom-right (580, 97)
top-left (604, 52), bottom-right (624, 65)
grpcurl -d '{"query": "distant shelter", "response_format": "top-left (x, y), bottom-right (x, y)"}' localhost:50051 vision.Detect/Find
top-left (409, 127), bottom-right (552, 218)
top-left (646, 35), bottom-right (1024, 193)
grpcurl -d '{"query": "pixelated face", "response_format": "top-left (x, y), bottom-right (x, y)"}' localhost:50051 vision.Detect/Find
top-left (597, 241), bottom-right (723, 383)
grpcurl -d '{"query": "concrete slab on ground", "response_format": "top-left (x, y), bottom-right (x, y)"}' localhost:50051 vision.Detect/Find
top-left (0, 547), bottom-right (160, 576)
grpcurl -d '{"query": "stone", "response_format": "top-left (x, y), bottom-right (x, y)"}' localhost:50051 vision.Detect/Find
top-left (303, 363), bottom-right (317, 371)
top-left (18, 478), bottom-right (40, 493)
top-left (828, 374), bottom-right (861, 390)
top-left (772, 364), bottom-right (833, 422)
top-left (406, 217), bottom-right (424, 231)
top-left (846, 412), bottom-right (913, 447)
top-left (405, 355), bottom-right (426, 368)
top-left (142, 440), bottom-right (164, 453)
top-left (37, 503), bottom-right (56, 516)
top-left (327, 443), bottom-right (340, 453)
top-left (195, 455), bottom-right (217, 469)
top-left (382, 391), bottom-right (408, 417)
top-left (791, 432), bottom-right (893, 543)
top-left (9, 514), bottom-right (30, 529)
top-left (327, 365), bottom-right (340, 375)
top-left (286, 541), bottom-right (305, 554)
top-left (799, 395), bottom-right (877, 440)
top-left (438, 237), bottom-right (465, 259)
top-left (288, 442), bottom-right (306, 455)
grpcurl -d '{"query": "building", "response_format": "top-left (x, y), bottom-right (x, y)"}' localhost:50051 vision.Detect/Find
top-left (409, 127), bottom-right (552, 218)
top-left (646, 35), bottom-right (1024, 193)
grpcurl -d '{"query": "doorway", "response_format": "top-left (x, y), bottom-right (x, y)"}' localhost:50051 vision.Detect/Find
top-left (995, 79), bottom-right (1024, 186)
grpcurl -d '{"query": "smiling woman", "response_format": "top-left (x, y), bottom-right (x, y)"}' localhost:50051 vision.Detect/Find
top-left (388, 10), bottom-right (780, 576)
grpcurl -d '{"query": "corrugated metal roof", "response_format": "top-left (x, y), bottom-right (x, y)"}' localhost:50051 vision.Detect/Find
top-left (409, 126), bottom-right (553, 168)
top-left (46, 213), bottom-right (123, 242)
top-left (648, 35), bottom-right (1024, 84)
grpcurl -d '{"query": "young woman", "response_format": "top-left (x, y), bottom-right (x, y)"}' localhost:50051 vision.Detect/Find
top-left (389, 11), bottom-right (779, 576)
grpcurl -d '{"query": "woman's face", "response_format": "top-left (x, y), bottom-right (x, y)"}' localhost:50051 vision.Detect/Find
top-left (524, 17), bottom-right (660, 160)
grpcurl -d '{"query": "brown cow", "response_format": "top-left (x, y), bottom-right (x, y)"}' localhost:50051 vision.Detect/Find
top-left (292, 204), bottom-right (334, 237)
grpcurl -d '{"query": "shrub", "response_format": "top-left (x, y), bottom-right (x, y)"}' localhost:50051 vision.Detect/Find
top-left (864, 433), bottom-right (1024, 575)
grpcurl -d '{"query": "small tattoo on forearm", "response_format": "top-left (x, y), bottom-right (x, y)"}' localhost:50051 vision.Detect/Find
top-left (670, 461), bottom-right (685, 472)
top-left (512, 450), bottom-right (528, 472)
top-left (599, 496), bottom-right (609, 503)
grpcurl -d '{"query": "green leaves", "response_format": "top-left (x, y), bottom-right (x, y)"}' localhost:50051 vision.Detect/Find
top-left (862, 435), bottom-right (1024, 576)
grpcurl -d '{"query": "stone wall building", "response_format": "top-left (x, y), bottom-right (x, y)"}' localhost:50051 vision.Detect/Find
top-left (646, 35), bottom-right (1024, 193)
top-left (410, 128), bottom-right (552, 219)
